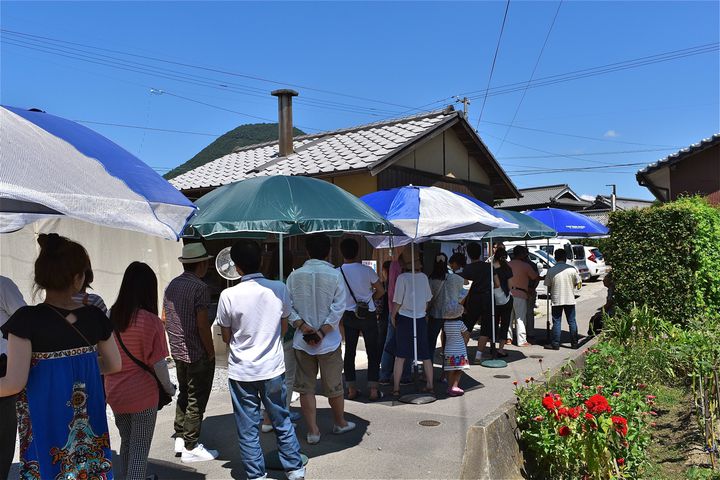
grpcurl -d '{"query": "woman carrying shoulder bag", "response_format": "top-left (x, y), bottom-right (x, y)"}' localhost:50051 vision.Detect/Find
top-left (105, 262), bottom-right (176, 480)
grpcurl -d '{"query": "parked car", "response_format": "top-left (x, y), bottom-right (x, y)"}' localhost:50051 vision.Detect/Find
top-left (583, 246), bottom-right (607, 280)
top-left (570, 244), bottom-right (592, 281)
top-left (507, 248), bottom-right (584, 297)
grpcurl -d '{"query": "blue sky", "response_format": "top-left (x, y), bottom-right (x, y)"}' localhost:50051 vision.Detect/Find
top-left (2, 1), bottom-right (718, 200)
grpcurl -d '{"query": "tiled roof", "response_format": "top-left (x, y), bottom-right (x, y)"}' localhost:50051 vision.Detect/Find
top-left (498, 184), bottom-right (591, 209)
top-left (170, 109), bottom-right (458, 191)
top-left (594, 195), bottom-right (654, 210)
top-left (637, 133), bottom-right (720, 176)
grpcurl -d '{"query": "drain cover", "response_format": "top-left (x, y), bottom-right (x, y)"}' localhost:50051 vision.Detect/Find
top-left (529, 355), bottom-right (544, 359)
top-left (399, 393), bottom-right (437, 405)
top-left (418, 420), bottom-right (441, 427)
top-left (493, 374), bottom-right (511, 379)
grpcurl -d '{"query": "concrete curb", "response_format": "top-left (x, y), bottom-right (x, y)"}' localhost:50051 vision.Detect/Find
top-left (459, 337), bottom-right (598, 480)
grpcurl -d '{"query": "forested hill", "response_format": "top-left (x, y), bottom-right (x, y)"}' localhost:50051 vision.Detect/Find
top-left (164, 123), bottom-right (305, 179)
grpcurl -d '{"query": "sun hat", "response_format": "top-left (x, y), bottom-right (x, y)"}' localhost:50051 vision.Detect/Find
top-left (178, 243), bottom-right (213, 263)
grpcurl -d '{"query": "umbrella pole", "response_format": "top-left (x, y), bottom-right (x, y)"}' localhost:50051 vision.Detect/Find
top-left (489, 239), bottom-right (496, 357)
top-left (546, 237), bottom-right (551, 345)
top-left (411, 242), bottom-right (419, 379)
top-left (279, 233), bottom-right (284, 281)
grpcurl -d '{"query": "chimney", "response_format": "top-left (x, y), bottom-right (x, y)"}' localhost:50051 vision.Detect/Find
top-left (271, 89), bottom-right (299, 157)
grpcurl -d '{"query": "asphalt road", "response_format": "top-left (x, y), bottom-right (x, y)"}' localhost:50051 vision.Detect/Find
top-left (9, 280), bottom-right (607, 480)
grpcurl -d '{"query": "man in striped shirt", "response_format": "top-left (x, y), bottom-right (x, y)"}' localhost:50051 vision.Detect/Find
top-left (543, 249), bottom-right (582, 350)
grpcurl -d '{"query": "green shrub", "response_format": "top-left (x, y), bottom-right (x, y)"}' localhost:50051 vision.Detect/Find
top-left (606, 197), bottom-right (720, 324)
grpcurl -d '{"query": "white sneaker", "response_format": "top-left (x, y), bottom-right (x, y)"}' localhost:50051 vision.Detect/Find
top-left (332, 421), bottom-right (356, 434)
top-left (181, 443), bottom-right (219, 463)
top-left (261, 423), bottom-right (274, 433)
top-left (174, 437), bottom-right (184, 457)
top-left (306, 432), bottom-right (321, 444)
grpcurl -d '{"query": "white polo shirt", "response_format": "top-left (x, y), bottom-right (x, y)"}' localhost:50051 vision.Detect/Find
top-left (216, 273), bottom-right (289, 382)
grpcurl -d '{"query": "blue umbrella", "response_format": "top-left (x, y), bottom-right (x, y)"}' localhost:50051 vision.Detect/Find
top-left (361, 186), bottom-right (515, 245)
top-left (1, 106), bottom-right (196, 240)
top-left (524, 207), bottom-right (608, 237)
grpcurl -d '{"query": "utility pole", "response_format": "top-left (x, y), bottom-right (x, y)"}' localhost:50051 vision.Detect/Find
top-left (454, 96), bottom-right (471, 118)
top-left (606, 184), bottom-right (617, 212)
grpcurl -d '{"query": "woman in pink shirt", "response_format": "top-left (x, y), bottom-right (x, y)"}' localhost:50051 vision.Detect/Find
top-left (105, 262), bottom-right (176, 480)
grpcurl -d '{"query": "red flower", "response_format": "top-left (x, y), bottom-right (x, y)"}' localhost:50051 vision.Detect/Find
top-left (649, 411), bottom-right (657, 416)
top-left (646, 395), bottom-right (656, 400)
top-left (617, 458), bottom-right (625, 466)
top-left (612, 392), bottom-right (621, 397)
top-left (558, 425), bottom-right (571, 437)
top-left (584, 394), bottom-right (612, 414)
top-left (542, 394), bottom-right (563, 411)
top-left (525, 378), bottom-right (530, 384)
top-left (568, 406), bottom-right (582, 419)
top-left (612, 416), bottom-right (628, 436)
top-left (637, 383), bottom-right (647, 389)
top-left (533, 415), bottom-right (544, 422)
top-left (513, 380), bottom-right (518, 386)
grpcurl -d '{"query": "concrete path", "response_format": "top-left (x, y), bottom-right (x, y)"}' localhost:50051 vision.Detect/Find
top-left (9, 281), bottom-right (607, 480)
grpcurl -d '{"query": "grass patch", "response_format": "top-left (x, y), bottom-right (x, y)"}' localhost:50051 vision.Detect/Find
top-left (644, 385), bottom-right (719, 479)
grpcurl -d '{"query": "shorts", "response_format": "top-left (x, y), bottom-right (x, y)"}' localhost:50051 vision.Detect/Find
top-left (395, 315), bottom-right (431, 360)
top-left (293, 346), bottom-right (344, 398)
top-left (464, 293), bottom-right (491, 333)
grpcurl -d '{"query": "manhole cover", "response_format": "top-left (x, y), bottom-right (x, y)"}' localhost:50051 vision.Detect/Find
top-left (494, 374), bottom-right (511, 379)
top-left (418, 420), bottom-right (441, 427)
top-left (529, 355), bottom-right (544, 359)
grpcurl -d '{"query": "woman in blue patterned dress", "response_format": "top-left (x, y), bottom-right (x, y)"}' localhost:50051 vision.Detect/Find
top-left (0, 233), bottom-right (122, 479)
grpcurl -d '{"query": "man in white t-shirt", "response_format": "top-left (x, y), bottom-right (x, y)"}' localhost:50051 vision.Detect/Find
top-left (337, 238), bottom-right (384, 402)
top-left (287, 233), bottom-right (355, 445)
top-left (217, 241), bottom-right (305, 480)
top-left (0, 276), bottom-right (26, 480)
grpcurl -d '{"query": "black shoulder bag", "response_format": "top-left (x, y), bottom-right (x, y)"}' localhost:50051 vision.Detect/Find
top-left (340, 266), bottom-right (371, 328)
top-left (115, 329), bottom-right (173, 410)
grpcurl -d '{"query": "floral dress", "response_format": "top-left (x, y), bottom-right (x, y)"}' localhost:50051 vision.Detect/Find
top-left (2, 304), bottom-right (114, 480)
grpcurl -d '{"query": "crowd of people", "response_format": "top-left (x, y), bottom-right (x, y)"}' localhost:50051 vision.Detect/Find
top-left (0, 231), bottom-right (584, 480)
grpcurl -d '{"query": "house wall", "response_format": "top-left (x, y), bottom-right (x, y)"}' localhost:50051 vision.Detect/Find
top-left (389, 129), bottom-right (491, 192)
top-left (328, 173), bottom-right (378, 197)
top-left (669, 144), bottom-right (720, 203)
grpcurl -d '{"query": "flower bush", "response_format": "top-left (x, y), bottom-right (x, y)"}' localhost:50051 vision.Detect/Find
top-left (516, 381), bottom-right (653, 479)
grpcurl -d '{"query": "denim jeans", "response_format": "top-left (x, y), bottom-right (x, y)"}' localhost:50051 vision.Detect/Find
top-left (427, 318), bottom-right (443, 360)
top-left (551, 305), bottom-right (577, 346)
top-left (380, 320), bottom-right (411, 381)
top-left (229, 374), bottom-right (305, 480)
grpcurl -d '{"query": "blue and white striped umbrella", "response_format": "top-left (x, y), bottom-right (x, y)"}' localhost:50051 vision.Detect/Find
top-left (361, 185), bottom-right (516, 246)
top-left (0, 106), bottom-right (196, 240)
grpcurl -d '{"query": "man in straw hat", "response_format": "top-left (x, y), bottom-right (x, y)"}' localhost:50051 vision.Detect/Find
top-left (163, 243), bottom-right (219, 463)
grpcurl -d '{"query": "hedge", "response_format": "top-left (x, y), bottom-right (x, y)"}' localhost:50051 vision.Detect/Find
top-left (606, 196), bottom-right (720, 323)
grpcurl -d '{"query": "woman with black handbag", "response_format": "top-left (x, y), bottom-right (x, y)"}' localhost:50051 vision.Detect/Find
top-left (106, 262), bottom-right (176, 480)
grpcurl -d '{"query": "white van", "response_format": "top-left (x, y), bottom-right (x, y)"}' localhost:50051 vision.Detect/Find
top-left (505, 239), bottom-right (591, 280)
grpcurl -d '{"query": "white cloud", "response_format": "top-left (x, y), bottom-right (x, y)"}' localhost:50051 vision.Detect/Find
top-left (604, 130), bottom-right (619, 138)
top-left (580, 194), bottom-right (596, 201)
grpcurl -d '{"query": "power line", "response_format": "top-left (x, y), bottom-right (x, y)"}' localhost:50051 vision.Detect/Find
top-left (498, 147), bottom-right (676, 160)
top-left (1, 28), bottom-right (416, 113)
top-left (496, 0), bottom-right (562, 153)
top-left (476, 0), bottom-right (511, 130)
top-left (2, 34), bottom-right (403, 118)
top-left (75, 120), bottom-right (223, 136)
top-left (482, 120), bottom-right (683, 148)
top-left (465, 43), bottom-right (718, 100)
top-left (481, 130), bottom-right (623, 166)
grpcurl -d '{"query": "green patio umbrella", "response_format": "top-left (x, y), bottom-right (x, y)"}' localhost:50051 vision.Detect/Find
top-left (184, 175), bottom-right (392, 239)
top-left (184, 175), bottom-right (392, 279)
